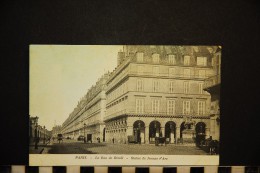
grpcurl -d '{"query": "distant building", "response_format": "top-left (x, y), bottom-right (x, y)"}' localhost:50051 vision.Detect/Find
top-left (61, 46), bottom-right (221, 144)
top-left (29, 115), bottom-right (52, 144)
top-left (52, 125), bottom-right (62, 138)
top-left (61, 73), bottom-right (109, 142)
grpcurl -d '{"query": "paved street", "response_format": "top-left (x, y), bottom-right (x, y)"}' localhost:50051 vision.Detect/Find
top-left (38, 139), bottom-right (208, 155)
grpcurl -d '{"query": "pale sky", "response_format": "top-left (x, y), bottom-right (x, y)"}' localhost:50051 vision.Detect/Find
top-left (30, 45), bottom-right (122, 131)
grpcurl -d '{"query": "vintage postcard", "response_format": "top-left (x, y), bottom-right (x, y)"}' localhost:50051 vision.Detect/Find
top-left (29, 45), bottom-right (221, 166)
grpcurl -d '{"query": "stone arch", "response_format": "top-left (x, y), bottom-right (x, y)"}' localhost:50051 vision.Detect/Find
top-left (195, 122), bottom-right (206, 135)
top-left (195, 122), bottom-right (206, 145)
top-left (133, 120), bottom-right (145, 144)
top-left (149, 120), bottom-right (161, 143)
top-left (180, 122), bottom-right (185, 138)
top-left (165, 121), bottom-right (176, 144)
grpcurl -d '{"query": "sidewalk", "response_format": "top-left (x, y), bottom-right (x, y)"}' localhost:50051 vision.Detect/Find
top-left (29, 141), bottom-right (52, 154)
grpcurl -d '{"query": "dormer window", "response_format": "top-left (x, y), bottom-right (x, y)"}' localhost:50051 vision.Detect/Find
top-left (137, 52), bottom-right (144, 62)
top-left (152, 53), bottom-right (160, 63)
top-left (168, 54), bottom-right (176, 64)
top-left (197, 57), bottom-right (207, 66)
top-left (184, 56), bottom-right (190, 65)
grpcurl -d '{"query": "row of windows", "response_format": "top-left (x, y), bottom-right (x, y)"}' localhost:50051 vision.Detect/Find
top-left (106, 129), bottom-right (127, 133)
top-left (136, 52), bottom-right (208, 66)
top-left (106, 96), bottom-right (128, 109)
top-left (81, 101), bottom-right (101, 119)
top-left (137, 79), bottom-right (205, 94)
top-left (107, 82), bottom-right (127, 101)
top-left (135, 99), bottom-right (206, 115)
top-left (137, 65), bottom-right (207, 78)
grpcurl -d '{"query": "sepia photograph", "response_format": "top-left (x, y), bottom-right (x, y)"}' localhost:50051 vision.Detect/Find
top-left (29, 45), bottom-right (221, 165)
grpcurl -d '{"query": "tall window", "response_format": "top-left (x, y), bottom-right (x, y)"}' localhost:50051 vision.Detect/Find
top-left (152, 54), bottom-right (160, 63)
top-left (167, 100), bottom-right (175, 115)
top-left (169, 67), bottom-right (176, 76)
top-left (152, 80), bottom-right (159, 92)
top-left (198, 82), bottom-right (204, 94)
top-left (184, 56), bottom-right (190, 65)
top-left (198, 70), bottom-right (206, 78)
top-left (184, 68), bottom-right (191, 78)
top-left (198, 101), bottom-right (206, 115)
top-left (137, 52), bottom-right (144, 62)
top-left (197, 57), bottom-right (207, 66)
top-left (183, 100), bottom-right (190, 115)
top-left (136, 99), bottom-right (144, 113)
top-left (152, 99), bottom-right (160, 114)
top-left (168, 55), bottom-right (176, 64)
top-left (153, 66), bottom-right (159, 75)
top-left (183, 81), bottom-right (189, 93)
top-left (169, 81), bottom-right (175, 93)
top-left (137, 65), bottom-right (143, 74)
top-left (136, 79), bottom-right (144, 91)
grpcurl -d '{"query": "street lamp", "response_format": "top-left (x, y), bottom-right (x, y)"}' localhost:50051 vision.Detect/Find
top-left (83, 123), bottom-right (86, 143)
top-left (43, 126), bottom-right (45, 144)
top-left (34, 116), bottom-right (39, 149)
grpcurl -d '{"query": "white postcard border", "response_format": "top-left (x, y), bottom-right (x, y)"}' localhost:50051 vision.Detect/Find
top-left (29, 154), bottom-right (219, 166)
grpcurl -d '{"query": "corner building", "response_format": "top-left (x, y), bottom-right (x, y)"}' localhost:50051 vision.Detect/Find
top-left (104, 46), bottom-right (219, 144)
top-left (204, 47), bottom-right (221, 141)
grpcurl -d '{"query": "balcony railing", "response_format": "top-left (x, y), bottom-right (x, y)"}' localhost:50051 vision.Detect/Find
top-left (129, 71), bottom-right (211, 79)
top-left (103, 109), bottom-right (127, 121)
top-left (132, 55), bottom-right (213, 67)
top-left (104, 109), bottom-right (210, 121)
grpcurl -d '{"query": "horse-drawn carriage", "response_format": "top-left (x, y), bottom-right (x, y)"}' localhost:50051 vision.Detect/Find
top-left (198, 136), bottom-right (219, 154)
top-left (155, 137), bottom-right (166, 146)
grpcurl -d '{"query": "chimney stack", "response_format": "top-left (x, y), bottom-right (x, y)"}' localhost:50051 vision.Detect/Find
top-left (117, 51), bottom-right (125, 66)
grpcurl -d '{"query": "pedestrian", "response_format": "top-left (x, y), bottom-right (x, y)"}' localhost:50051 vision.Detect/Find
top-left (209, 139), bottom-right (214, 155)
top-left (112, 137), bottom-right (115, 144)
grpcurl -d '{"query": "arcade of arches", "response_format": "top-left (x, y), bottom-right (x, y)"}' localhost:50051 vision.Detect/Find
top-left (104, 116), bottom-right (210, 144)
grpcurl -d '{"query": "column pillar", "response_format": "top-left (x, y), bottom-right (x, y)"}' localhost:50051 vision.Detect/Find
top-left (126, 126), bottom-right (133, 136)
top-left (161, 127), bottom-right (165, 137)
top-left (170, 130), bottom-right (175, 143)
top-left (126, 126), bottom-right (133, 143)
top-left (205, 127), bottom-right (210, 139)
top-left (145, 126), bottom-right (149, 144)
top-left (176, 126), bottom-right (180, 144)
top-left (210, 116), bottom-right (215, 139)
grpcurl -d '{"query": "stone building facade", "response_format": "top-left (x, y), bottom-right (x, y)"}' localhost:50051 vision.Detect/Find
top-left (61, 73), bottom-right (109, 142)
top-left (52, 125), bottom-right (62, 138)
top-left (29, 115), bottom-right (52, 144)
top-left (204, 46), bottom-right (221, 141)
top-left (61, 46), bottom-right (221, 144)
